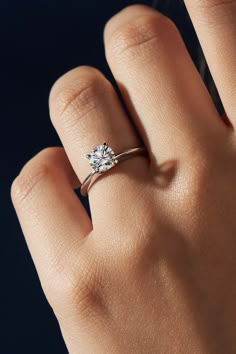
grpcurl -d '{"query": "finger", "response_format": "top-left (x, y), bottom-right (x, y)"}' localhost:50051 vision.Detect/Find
top-left (49, 66), bottom-right (149, 219)
top-left (104, 5), bottom-right (226, 163)
top-left (184, 0), bottom-right (236, 125)
top-left (11, 147), bottom-right (92, 292)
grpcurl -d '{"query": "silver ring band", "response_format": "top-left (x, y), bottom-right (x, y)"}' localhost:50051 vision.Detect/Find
top-left (80, 143), bottom-right (147, 196)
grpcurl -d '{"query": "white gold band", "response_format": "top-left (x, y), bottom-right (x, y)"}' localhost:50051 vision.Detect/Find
top-left (80, 144), bottom-right (147, 196)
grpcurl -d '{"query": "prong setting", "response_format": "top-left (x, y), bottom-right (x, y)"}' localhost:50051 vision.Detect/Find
top-left (87, 144), bottom-right (116, 173)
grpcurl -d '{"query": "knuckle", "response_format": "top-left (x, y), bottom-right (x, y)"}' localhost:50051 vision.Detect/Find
top-left (45, 252), bottom-right (105, 321)
top-left (192, 0), bottom-right (236, 26)
top-left (50, 67), bottom-right (108, 127)
top-left (107, 14), bottom-right (178, 58)
top-left (70, 273), bottom-right (104, 321)
top-left (11, 154), bottom-right (50, 208)
top-left (11, 148), bottom-right (60, 208)
top-left (195, 0), bottom-right (236, 11)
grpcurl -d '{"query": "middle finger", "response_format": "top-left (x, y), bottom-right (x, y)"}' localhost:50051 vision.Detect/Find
top-left (104, 5), bottom-right (225, 163)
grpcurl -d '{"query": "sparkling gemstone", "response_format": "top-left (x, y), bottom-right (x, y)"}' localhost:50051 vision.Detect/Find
top-left (87, 144), bottom-right (116, 173)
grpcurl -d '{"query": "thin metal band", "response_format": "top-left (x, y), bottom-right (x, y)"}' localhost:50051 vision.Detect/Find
top-left (80, 147), bottom-right (147, 196)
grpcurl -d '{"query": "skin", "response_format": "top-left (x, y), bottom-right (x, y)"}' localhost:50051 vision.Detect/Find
top-left (11, 2), bottom-right (236, 354)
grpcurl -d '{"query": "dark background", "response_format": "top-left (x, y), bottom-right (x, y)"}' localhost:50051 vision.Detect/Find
top-left (1, 1), bottom-right (157, 353)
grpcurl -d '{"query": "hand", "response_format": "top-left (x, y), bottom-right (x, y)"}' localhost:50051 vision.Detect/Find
top-left (11, 3), bottom-right (236, 353)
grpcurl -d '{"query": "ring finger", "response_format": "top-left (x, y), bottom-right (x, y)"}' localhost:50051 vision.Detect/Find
top-left (49, 66), bottom-right (149, 222)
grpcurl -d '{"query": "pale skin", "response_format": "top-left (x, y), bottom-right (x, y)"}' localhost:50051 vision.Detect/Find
top-left (11, 2), bottom-right (236, 353)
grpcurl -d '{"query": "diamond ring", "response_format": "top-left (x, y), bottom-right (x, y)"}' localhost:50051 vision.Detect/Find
top-left (80, 143), bottom-right (147, 196)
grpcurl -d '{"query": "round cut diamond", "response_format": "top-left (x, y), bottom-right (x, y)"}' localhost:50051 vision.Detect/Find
top-left (87, 143), bottom-right (116, 173)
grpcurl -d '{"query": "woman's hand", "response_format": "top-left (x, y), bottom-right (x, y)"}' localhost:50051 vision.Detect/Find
top-left (11, 3), bottom-right (236, 353)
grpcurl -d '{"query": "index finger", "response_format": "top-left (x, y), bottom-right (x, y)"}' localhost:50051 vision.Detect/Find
top-left (11, 148), bottom-right (92, 300)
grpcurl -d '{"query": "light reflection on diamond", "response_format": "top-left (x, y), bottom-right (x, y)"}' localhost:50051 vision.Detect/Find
top-left (87, 143), bottom-right (116, 173)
